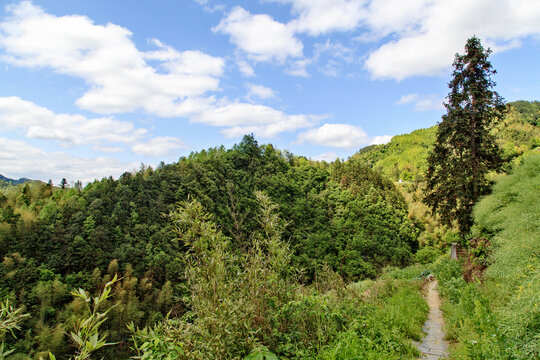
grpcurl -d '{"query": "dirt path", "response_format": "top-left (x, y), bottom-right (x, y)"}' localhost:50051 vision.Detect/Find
top-left (415, 280), bottom-right (449, 359)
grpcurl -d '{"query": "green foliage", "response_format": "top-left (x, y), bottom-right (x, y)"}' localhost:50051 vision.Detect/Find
top-left (355, 101), bottom-right (538, 185)
top-left (354, 100), bottom-right (538, 250)
top-left (473, 153), bottom-right (540, 358)
top-left (318, 281), bottom-right (427, 360)
top-left (66, 275), bottom-right (118, 360)
top-left (244, 347), bottom-right (279, 360)
top-left (424, 36), bottom-right (507, 237)
top-left (435, 154), bottom-right (540, 359)
top-left (0, 136), bottom-right (425, 357)
top-left (128, 321), bottom-right (184, 360)
top-left (353, 127), bottom-right (436, 182)
top-left (507, 100), bottom-right (540, 126)
top-left (414, 246), bottom-right (441, 264)
top-left (0, 299), bottom-right (29, 359)
top-left (127, 196), bottom-right (428, 360)
top-left (164, 193), bottom-right (297, 359)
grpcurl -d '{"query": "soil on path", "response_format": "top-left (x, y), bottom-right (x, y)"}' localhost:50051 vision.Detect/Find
top-left (414, 279), bottom-right (449, 359)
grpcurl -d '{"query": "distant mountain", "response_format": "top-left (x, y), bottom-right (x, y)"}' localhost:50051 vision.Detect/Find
top-left (0, 174), bottom-right (31, 186)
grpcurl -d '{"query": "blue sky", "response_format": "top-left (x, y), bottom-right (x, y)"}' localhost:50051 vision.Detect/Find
top-left (0, 0), bottom-right (539, 183)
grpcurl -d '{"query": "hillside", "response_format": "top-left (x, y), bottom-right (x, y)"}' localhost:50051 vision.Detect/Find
top-left (0, 174), bottom-right (32, 188)
top-left (354, 101), bottom-right (540, 181)
top-left (0, 135), bottom-right (422, 358)
top-left (434, 153), bottom-right (540, 359)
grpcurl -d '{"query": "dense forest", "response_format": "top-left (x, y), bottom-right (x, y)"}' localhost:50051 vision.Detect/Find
top-left (0, 100), bottom-right (538, 359)
top-left (0, 135), bottom-right (419, 358)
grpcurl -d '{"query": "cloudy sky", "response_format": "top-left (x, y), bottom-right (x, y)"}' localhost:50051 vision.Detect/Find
top-left (1, 0), bottom-right (539, 183)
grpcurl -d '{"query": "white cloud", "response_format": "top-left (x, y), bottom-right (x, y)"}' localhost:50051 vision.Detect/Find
top-left (272, 0), bottom-right (366, 35)
top-left (237, 60), bottom-right (255, 77)
top-left (131, 136), bottom-right (188, 157)
top-left (364, 0), bottom-right (540, 80)
top-left (0, 96), bottom-right (193, 158)
top-left (311, 152), bottom-right (339, 162)
top-left (0, 137), bottom-right (137, 183)
top-left (92, 146), bottom-right (125, 153)
top-left (213, 6), bottom-right (303, 63)
top-left (286, 58), bottom-right (311, 77)
top-left (269, 0), bottom-right (540, 80)
top-left (396, 94), bottom-right (419, 105)
top-left (0, 3), bottom-right (321, 139)
top-left (0, 2), bottom-right (225, 114)
top-left (193, 102), bottom-right (321, 138)
top-left (302, 40), bottom-right (358, 77)
top-left (246, 83), bottom-right (275, 100)
top-left (414, 96), bottom-right (444, 111)
top-left (370, 135), bottom-right (392, 145)
top-left (0, 96), bottom-right (147, 146)
top-left (296, 123), bottom-right (371, 148)
top-left (396, 93), bottom-right (444, 111)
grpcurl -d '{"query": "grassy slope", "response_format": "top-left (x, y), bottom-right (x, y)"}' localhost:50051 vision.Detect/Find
top-left (472, 153), bottom-right (540, 358)
top-left (435, 153), bottom-right (540, 359)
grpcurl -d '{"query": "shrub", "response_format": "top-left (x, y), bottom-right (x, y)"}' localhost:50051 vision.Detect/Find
top-left (414, 246), bottom-right (441, 264)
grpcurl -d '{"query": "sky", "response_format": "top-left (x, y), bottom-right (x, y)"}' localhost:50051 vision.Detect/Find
top-left (0, 0), bottom-right (539, 184)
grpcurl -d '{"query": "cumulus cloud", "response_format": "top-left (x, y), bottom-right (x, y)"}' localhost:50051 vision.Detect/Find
top-left (246, 83), bottom-right (276, 100)
top-left (131, 136), bottom-right (188, 157)
top-left (213, 6), bottom-right (303, 63)
top-left (296, 123), bottom-right (371, 148)
top-left (193, 102), bottom-right (321, 138)
top-left (272, 0), bottom-right (366, 35)
top-left (0, 96), bottom-right (147, 146)
top-left (0, 96), bottom-right (189, 158)
top-left (363, 0), bottom-right (540, 80)
top-left (0, 2), bottom-right (225, 114)
top-left (0, 3), bottom-right (322, 139)
top-left (0, 137), bottom-right (138, 183)
top-left (266, 0), bottom-right (540, 80)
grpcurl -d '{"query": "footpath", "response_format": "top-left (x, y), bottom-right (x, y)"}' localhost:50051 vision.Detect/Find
top-left (414, 279), bottom-right (449, 359)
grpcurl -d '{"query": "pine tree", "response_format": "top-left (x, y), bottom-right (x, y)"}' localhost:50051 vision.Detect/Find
top-left (423, 36), bottom-right (507, 238)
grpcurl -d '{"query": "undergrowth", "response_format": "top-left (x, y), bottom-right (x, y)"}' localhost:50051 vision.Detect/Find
top-left (130, 194), bottom-right (429, 360)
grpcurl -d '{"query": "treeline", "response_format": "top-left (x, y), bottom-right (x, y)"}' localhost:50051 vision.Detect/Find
top-left (0, 135), bottom-right (420, 358)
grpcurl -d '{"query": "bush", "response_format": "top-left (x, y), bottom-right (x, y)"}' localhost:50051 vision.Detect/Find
top-left (414, 246), bottom-right (441, 264)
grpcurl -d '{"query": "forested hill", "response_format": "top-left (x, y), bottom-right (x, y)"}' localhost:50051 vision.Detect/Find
top-left (0, 174), bottom-right (32, 188)
top-left (354, 100), bottom-right (540, 181)
top-left (0, 135), bottom-right (421, 357)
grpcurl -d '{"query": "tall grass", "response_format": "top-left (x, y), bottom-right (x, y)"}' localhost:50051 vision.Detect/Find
top-left (474, 153), bottom-right (540, 359)
top-left (435, 153), bottom-right (540, 360)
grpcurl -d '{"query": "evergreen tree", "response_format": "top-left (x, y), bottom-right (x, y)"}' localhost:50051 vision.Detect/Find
top-left (424, 36), bottom-right (506, 238)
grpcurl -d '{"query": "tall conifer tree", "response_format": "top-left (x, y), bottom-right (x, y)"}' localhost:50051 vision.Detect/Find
top-left (424, 36), bottom-right (506, 237)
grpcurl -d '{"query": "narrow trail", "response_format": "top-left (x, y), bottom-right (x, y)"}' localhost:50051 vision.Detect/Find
top-left (415, 279), bottom-right (449, 359)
